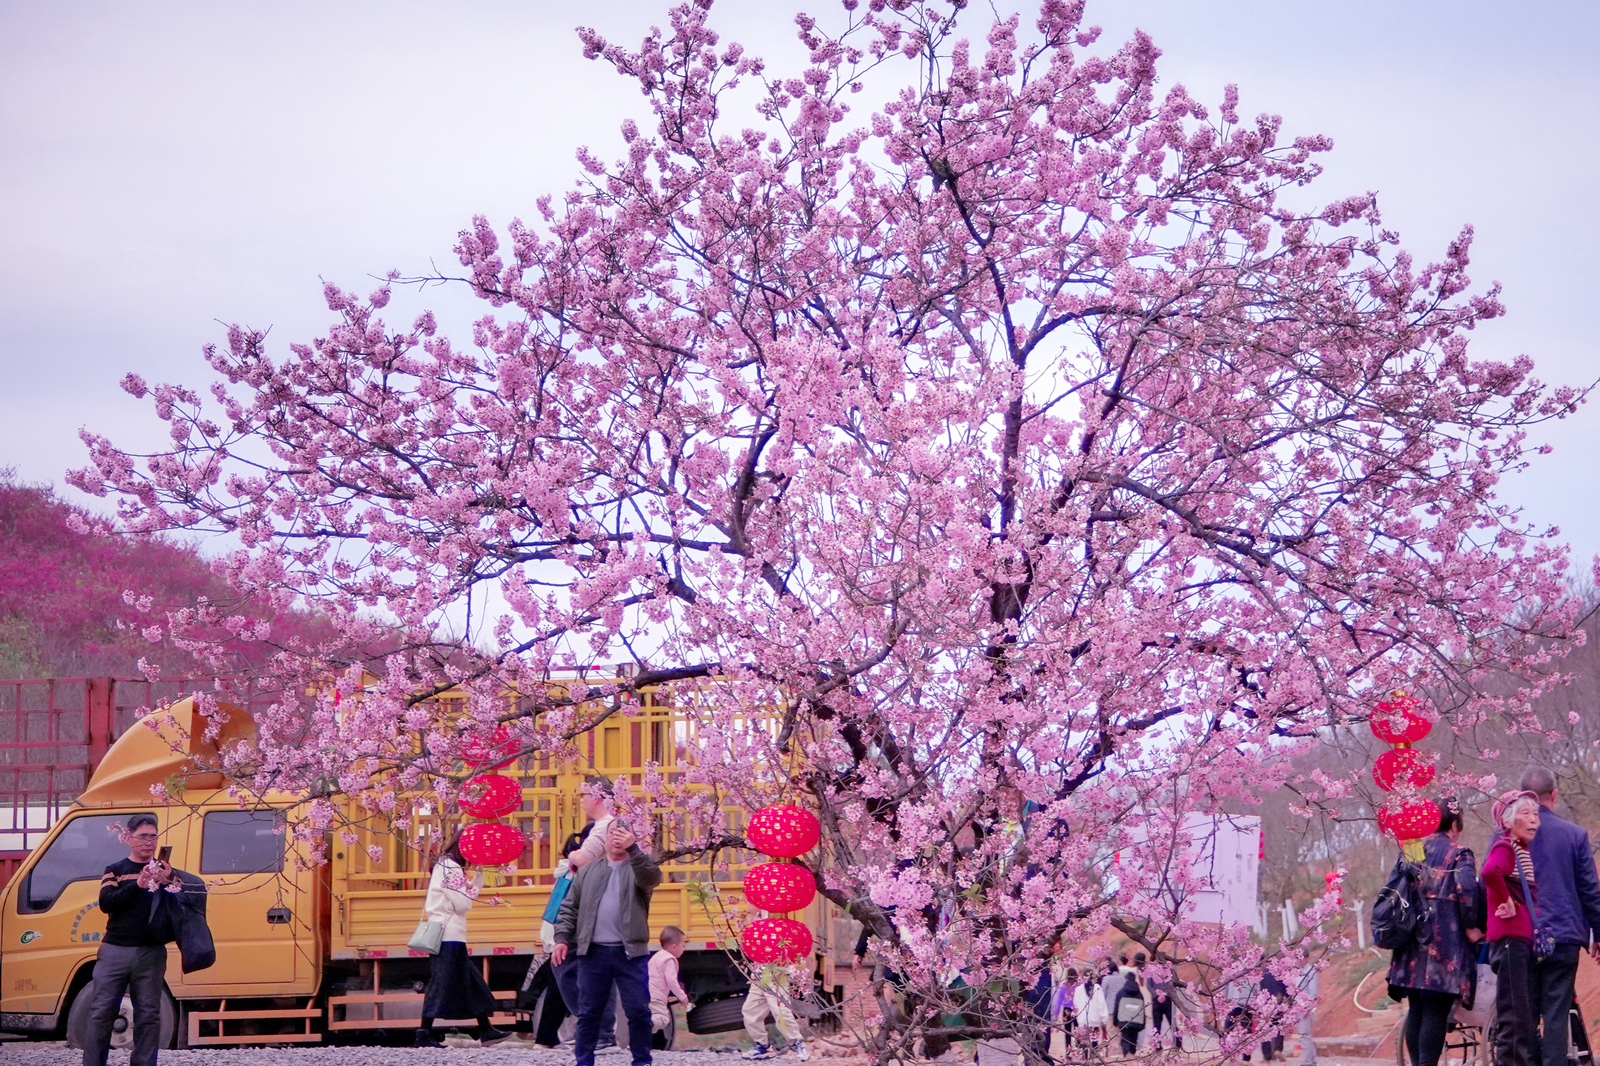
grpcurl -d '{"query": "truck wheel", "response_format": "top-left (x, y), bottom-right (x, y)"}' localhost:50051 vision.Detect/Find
top-left (687, 994), bottom-right (749, 1035)
top-left (65, 980), bottom-right (177, 1051)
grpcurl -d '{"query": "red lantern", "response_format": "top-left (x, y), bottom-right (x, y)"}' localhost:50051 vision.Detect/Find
top-left (743, 862), bottom-right (817, 914)
top-left (1378, 800), bottom-right (1440, 842)
top-left (462, 725), bottom-right (519, 770)
top-left (459, 773), bottom-right (522, 818)
top-left (459, 821), bottom-right (526, 866)
top-left (740, 917), bottom-right (813, 964)
top-left (1372, 748), bottom-right (1436, 792)
top-left (1369, 694), bottom-right (1432, 746)
top-left (746, 805), bottom-right (821, 858)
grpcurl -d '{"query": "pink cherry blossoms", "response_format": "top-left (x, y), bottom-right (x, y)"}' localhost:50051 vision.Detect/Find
top-left (71, 0), bottom-right (1585, 1058)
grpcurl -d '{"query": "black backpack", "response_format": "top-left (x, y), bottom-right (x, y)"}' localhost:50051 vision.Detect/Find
top-left (1372, 856), bottom-right (1433, 951)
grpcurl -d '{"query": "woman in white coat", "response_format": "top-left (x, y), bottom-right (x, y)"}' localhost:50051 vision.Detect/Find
top-left (416, 832), bottom-right (511, 1047)
top-left (1074, 969), bottom-right (1109, 1049)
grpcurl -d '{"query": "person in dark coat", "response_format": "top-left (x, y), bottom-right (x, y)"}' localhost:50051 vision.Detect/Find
top-left (1518, 768), bottom-right (1600, 1066)
top-left (1258, 971), bottom-right (1288, 1062)
top-left (1385, 798), bottom-right (1484, 1066)
top-left (84, 814), bottom-right (184, 1066)
top-left (1112, 971), bottom-right (1145, 1055)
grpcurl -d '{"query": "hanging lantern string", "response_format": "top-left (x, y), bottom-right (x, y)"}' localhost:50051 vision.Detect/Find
top-left (1370, 693), bottom-right (1438, 859)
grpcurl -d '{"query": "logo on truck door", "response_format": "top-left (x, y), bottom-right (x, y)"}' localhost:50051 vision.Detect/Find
top-left (70, 900), bottom-right (103, 943)
top-left (19, 930), bottom-right (43, 944)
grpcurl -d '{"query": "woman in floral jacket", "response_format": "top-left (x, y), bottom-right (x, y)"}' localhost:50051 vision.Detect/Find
top-left (1386, 798), bottom-right (1484, 1066)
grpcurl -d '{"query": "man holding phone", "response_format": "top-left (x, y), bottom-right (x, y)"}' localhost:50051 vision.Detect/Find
top-left (84, 813), bottom-right (181, 1066)
top-left (552, 819), bottom-right (662, 1066)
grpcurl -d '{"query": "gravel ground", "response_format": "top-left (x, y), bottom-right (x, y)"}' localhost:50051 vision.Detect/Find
top-left (0, 1041), bottom-right (761, 1066)
top-left (0, 1042), bottom-right (1395, 1066)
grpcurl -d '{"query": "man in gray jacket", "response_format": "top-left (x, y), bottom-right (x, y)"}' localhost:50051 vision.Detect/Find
top-left (553, 820), bottom-right (662, 1066)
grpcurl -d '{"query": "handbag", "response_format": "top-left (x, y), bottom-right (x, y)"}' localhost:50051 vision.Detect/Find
top-left (542, 872), bottom-right (573, 924)
top-left (1453, 948), bottom-right (1496, 1028)
top-left (151, 873), bottom-right (216, 973)
top-left (408, 917), bottom-right (444, 955)
top-left (1514, 860), bottom-right (1558, 961)
top-left (171, 889), bottom-right (216, 973)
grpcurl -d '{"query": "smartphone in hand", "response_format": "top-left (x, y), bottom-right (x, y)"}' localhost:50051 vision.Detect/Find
top-left (157, 845), bottom-right (173, 864)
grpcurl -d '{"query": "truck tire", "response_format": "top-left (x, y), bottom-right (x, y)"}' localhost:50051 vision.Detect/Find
top-left (687, 994), bottom-right (748, 1035)
top-left (65, 979), bottom-right (177, 1051)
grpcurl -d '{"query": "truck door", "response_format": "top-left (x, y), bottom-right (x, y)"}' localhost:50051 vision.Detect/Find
top-left (177, 808), bottom-right (310, 995)
top-left (1, 810), bottom-right (154, 1018)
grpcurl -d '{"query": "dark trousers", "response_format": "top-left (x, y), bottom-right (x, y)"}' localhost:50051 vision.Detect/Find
top-left (534, 971), bottom-right (569, 1045)
top-left (517, 959), bottom-right (569, 1044)
top-left (1403, 989), bottom-right (1457, 1066)
top-left (1534, 944), bottom-right (1581, 1066)
top-left (84, 943), bottom-right (167, 1066)
top-left (1120, 1023), bottom-right (1144, 1055)
top-left (575, 945), bottom-right (652, 1066)
top-left (556, 953), bottom-right (616, 1043)
top-left (1494, 939), bottom-right (1540, 1066)
top-left (1153, 997), bottom-right (1178, 1049)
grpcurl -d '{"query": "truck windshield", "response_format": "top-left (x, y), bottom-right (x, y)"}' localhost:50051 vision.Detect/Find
top-left (21, 812), bottom-right (153, 914)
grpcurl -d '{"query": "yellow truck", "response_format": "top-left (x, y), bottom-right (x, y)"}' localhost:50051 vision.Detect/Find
top-left (0, 689), bottom-right (837, 1046)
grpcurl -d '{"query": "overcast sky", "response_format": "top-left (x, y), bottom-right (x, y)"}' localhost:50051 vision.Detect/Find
top-left (3, 0), bottom-right (1596, 568)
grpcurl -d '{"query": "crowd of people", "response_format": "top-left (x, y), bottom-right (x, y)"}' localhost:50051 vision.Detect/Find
top-left (87, 765), bottom-right (1600, 1066)
top-left (1383, 768), bottom-right (1600, 1066)
top-left (1054, 952), bottom-right (1188, 1056)
top-left (418, 774), bottom-right (807, 1066)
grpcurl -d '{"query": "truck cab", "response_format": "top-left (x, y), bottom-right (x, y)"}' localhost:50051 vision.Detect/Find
top-left (0, 698), bottom-right (324, 1045)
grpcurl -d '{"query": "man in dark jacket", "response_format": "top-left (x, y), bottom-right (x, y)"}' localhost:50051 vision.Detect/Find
top-left (552, 820), bottom-right (662, 1066)
top-left (1518, 767), bottom-right (1600, 1066)
top-left (84, 813), bottom-right (178, 1066)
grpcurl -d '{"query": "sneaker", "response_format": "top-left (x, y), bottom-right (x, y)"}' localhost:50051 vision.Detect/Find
top-left (789, 1042), bottom-right (810, 1061)
top-left (744, 1045), bottom-right (777, 1060)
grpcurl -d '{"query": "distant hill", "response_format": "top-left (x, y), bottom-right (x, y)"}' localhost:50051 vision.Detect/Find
top-left (0, 470), bottom-right (330, 679)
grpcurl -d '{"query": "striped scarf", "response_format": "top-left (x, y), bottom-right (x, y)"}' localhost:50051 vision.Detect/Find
top-left (1514, 841), bottom-right (1537, 888)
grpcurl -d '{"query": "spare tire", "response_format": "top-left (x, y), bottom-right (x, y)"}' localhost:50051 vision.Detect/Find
top-left (687, 993), bottom-right (748, 1035)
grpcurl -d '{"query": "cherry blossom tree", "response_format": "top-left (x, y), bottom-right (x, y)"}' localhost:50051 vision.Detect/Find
top-left (71, 0), bottom-right (1585, 1056)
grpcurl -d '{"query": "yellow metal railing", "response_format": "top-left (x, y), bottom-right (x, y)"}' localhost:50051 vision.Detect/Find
top-left (328, 679), bottom-right (821, 956)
